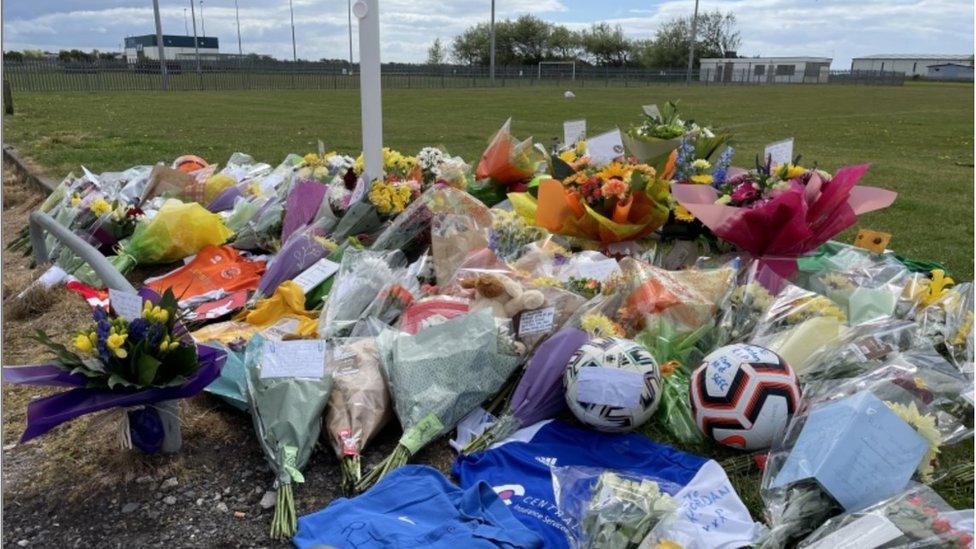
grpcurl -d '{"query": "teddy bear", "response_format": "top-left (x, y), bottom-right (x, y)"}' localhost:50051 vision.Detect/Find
top-left (459, 273), bottom-right (545, 319)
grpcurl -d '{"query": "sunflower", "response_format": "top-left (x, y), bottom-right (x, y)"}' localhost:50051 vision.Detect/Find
top-left (674, 204), bottom-right (695, 222)
top-left (597, 162), bottom-right (630, 181)
top-left (887, 400), bottom-right (940, 482)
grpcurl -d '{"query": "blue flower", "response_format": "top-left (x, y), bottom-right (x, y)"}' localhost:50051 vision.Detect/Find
top-left (128, 318), bottom-right (149, 343)
top-left (711, 146), bottom-right (734, 188)
top-left (673, 138), bottom-right (697, 182)
top-left (147, 323), bottom-right (164, 348)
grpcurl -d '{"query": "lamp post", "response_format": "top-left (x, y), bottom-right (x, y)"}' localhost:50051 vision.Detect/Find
top-left (489, 0), bottom-right (496, 84)
top-left (190, 0), bottom-right (201, 75)
top-left (151, 0), bottom-right (169, 91)
top-left (347, 0), bottom-right (354, 65)
top-left (289, 0), bottom-right (298, 61)
top-left (685, 0), bottom-right (700, 84)
top-left (200, 0), bottom-right (206, 35)
top-left (184, 9), bottom-right (189, 34)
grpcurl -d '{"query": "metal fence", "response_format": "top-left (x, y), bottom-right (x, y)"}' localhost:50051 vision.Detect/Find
top-left (2, 59), bottom-right (905, 92)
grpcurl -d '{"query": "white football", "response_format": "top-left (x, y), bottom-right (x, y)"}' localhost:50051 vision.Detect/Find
top-left (564, 337), bottom-right (661, 433)
top-left (564, 90), bottom-right (576, 99)
top-left (689, 343), bottom-right (801, 450)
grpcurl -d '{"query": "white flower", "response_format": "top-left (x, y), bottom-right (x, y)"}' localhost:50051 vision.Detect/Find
top-left (416, 147), bottom-right (446, 171)
top-left (691, 159), bottom-right (711, 171)
top-left (432, 156), bottom-right (469, 184)
top-left (326, 154), bottom-right (355, 175)
top-left (327, 182), bottom-right (352, 209)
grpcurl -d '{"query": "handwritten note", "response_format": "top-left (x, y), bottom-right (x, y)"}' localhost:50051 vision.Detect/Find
top-left (292, 258), bottom-right (340, 293)
top-left (763, 138), bottom-right (794, 166)
top-left (109, 289), bottom-right (144, 321)
top-left (576, 367), bottom-right (644, 408)
top-left (519, 307), bottom-right (556, 336)
top-left (576, 258), bottom-right (622, 282)
top-left (586, 129), bottom-right (626, 167)
top-left (772, 391), bottom-right (928, 510)
top-left (563, 119), bottom-right (586, 146)
top-left (262, 317), bottom-right (300, 340)
top-left (259, 339), bottom-right (327, 379)
top-left (642, 104), bottom-right (661, 119)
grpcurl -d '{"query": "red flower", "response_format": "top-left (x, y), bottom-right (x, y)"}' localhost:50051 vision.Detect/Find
top-left (956, 533), bottom-right (973, 548)
top-left (933, 518), bottom-right (951, 533)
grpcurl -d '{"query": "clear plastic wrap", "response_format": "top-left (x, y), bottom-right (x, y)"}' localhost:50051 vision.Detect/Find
top-left (916, 283), bottom-right (974, 381)
top-left (318, 248), bottom-right (406, 338)
top-left (551, 466), bottom-right (680, 549)
top-left (798, 484), bottom-right (973, 548)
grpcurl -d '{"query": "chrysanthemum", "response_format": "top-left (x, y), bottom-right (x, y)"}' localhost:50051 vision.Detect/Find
top-left (886, 400), bottom-right (940, 482)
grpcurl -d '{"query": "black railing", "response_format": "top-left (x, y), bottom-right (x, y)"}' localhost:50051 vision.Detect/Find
top-left (2, 59), bottom-right (905, 92)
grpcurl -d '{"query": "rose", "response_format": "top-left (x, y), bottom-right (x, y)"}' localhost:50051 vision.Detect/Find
top-left (731, 181), bottom-right (760, 203)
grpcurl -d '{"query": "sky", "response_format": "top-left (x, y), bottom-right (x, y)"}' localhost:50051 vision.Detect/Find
top-left (2, 0), bottom-right (973, 68)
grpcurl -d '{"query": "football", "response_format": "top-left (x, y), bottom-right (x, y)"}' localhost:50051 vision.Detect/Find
top-left (564, 337), bottom-right (662, 433)
top-left (689, 343), bottom-right (801, 450)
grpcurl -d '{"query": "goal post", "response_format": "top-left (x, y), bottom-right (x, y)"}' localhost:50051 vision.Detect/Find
top-left (538, 61), bottom-right (576, 80)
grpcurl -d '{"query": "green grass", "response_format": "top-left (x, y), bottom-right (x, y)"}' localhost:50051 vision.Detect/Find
top-left (3, 83), bottom-right (973, 515)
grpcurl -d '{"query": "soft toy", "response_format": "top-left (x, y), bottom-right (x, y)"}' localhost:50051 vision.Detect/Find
top-left (460, 273), bottom-right (545, 318)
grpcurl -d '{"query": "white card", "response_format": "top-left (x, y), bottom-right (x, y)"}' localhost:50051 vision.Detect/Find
top-left (519, 307), bottom-right (556, 336)
top-left (576, 258), bottom-right (621, 282)
top-left (349, 177), bottom-right (367, 205)
top-left (317, 139), bottom-right (326, 156)
top-left (292, 258), bottom-right (340, 293)
top-left (642, 104), bottom-right (661, 119)
top-left (563, 119), bottom-right (586, 146)
top-left (259, 172), bottom-right (285, 193)
top-left (803, 514), bottom-right (903, 549)
top-left (263, 317), bottom-right (300, 340)
top-left (109, 289), bottom-right (144, 321)
top-left (576, 367), bottom-right (644, 408)
top-left (260, 339), bottom-right (327, 379)
top-left (586, 129), bottom-right (626, 167)
top-left (764, 138), bottom-right (794, 166)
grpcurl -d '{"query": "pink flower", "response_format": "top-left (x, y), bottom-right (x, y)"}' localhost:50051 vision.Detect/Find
top-left (933, 518), bottom-right (951, 533)
top-left (731, 181), bottom-right (760, 203)
top-left (600, 178), bottom-right (628, 200)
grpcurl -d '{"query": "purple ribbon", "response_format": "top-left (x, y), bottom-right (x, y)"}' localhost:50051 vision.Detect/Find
top-left (2, 345), bottom-right (226, 443)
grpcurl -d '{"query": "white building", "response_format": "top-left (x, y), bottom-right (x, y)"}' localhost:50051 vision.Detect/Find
top-left (699, 57), bottom-right (831, 84)
top-left (124, 35), bottom-right (218, 63)
top-left (850, 54), bottom-right (973, 77)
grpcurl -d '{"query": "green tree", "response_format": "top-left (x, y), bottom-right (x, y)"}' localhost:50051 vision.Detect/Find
top-left (451, 22), bottom-right (491, 65)
top-left (581, 23), bottom-right (631, 66)
top-left (3, 51), bottom-right (25, 62)
top-left (427, 37), bottom-right (446, 65)
top-left (506, 15), bottom-right (551, 64)
top-left (646, 10), bottom-right (740, 68)
top-left (548, 26), bottom-right (582, 60)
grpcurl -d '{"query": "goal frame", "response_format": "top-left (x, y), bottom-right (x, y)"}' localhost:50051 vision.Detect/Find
top-left (537, 61), bottom-right (576, 80)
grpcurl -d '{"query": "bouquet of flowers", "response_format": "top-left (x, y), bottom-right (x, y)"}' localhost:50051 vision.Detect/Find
top-left (323, 338), bottom-right (391, 494)
top-left (798, 485), bottom-right (974, 548)
top-left (672, 162), bottom-right (897, 277)
top-left (3, 289), bottom-right (225, 454)
top-left (318, 249), bottom-right (406, 338)
top-left (243, 335), bottom-right (333, 539)
top-left (461, 327), bottom-right (589, 453)
top-left (624, 101), bottom-right (730, 164)
top-left (509, 160), bottom-right (670, 244)
top-left (357, 308), bottom-right (521, 490)
top-left (353, 146), bottom-right (418, 181)
top-left (475, 118), bottom-right (543, 193)
top-left (551, 466), bottom-right (679, 549)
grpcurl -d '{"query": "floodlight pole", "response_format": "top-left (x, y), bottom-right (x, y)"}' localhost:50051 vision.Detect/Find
top-left (289, 0), bottom-right (298, 62)
top-left (685, 0), bottom-right (699, 84)
top-left (235, 0), bottom-right (244, 55)
top-left (184, 9), bottom-right (189, 35)
top-left (347, 0), bottom-right (354, 65)
top-left (200, 1), bottom-right (206, 35)
top-left (354, 0), bottom-right (382, 181)
top-left (489, 0), bottom-right (496, 84)
top-left (152, 0), bottom-right (169, 91)
top-left (190, 0), bottom-right (201, 74)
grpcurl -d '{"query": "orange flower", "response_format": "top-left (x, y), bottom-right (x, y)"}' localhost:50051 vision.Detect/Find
top-left (601, 178), bottom-right (629, 200)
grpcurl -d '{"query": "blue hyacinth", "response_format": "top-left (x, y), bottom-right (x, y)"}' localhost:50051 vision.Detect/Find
top-left (711, 146), bottom-right (734, 188)
top-left (128, 318), bottom-right (149, 344)
top-left (673, 138), bottom-right (696, 182)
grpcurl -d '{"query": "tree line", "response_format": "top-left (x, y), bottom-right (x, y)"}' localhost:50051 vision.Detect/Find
top-left (432, 11), bottom-right (740, 68)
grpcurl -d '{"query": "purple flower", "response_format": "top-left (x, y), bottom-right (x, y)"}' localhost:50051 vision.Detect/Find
top-left (128, 318), bottom-right (149, 343)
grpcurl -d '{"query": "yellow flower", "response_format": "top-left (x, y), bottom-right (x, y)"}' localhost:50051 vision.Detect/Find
top-left (303, 152), bottom-right (322, 167)
top-left (558, 149), bottom-right (578, 164)
top-left (158, 335), bottom-right (180, 353)
top-left (674, 204), bottom-right (695, 222)
top-left (531, 276), bottom-right (563, 288)
top-left (786, 295), bottom-right (846, 322)
top-left (689, 174), bottom-right (714, 185)
top-left (776, 163), bottom-right (806, 180)
top-left (143, 301), bottom-right (170, 323)
top-left (597, 162), bottom-right (630, 181)
top-left (70, 195), bottom-right (81, 207)
top-left (886, 401), bottom-right (940, 482)
top-left (655, 541), bottom-right (683, 549)
top-left (920, 269), bottom-right (954, 308)
top-left (580, 313), bottom-right (624, 337)
top-left (74, 333), bottom-right (94, 353)
top-left (105, 332), bottom-right (128, 358)
top-left (90, 198), bottom-right (112, 216)
top-left (951, 311), bottom-right (973, 346)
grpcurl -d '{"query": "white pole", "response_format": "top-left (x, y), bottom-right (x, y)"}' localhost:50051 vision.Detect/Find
top-left (184, 9), bottom-right (189, 35)
top-left (489, 0), bottom-right (496, 83)
top-left (685, 0), bottom-right (699, 84)
top-left (354, 0), bottom-right (382, 181)
top-left (190, 0), bottom-right (201, 73)
top-left (200, 0), bottom-right (206, 36)
top-left (152, 0), bottom-right (169, 91)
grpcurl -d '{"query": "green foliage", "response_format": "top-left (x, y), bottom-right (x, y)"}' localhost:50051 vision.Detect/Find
top-left (426, 38), bottom-right (446, 65)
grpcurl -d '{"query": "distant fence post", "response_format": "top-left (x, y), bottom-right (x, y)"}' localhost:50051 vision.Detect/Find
top-left (3, 80), bottom-right (12, 115)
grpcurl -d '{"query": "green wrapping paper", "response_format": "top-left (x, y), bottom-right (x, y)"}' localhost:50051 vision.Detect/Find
top-left (243, 335), bottom-right (333, 539)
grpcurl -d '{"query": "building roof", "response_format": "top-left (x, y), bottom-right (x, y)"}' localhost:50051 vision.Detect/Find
top-left (853, 54), bottom-right (972, 60)
top-left (699, 57), bottom-right (831, 63)
top-left (124, 34), bottom-right (218, 50)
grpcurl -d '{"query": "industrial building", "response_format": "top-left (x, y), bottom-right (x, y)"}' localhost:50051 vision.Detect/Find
top-left (698, 57), bottom-right (832, 84)
top-left (926, 63), bottom-right (974, 81)
top-left (850, 54), bottom-right (973, 77)
top-left (123, 35), bottom-right (218, 63)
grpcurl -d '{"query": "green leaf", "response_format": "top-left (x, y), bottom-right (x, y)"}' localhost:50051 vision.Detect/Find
top-left (550, 155), bottom-right (576, 180)
top-left (107, 373), bottom-right (135, 390)
top-left (30, 330), bottom-right (85, 367)
top-left (135, 353), bottom-right (162, 387)
top-left (628, 170), bottom-right (646, 195)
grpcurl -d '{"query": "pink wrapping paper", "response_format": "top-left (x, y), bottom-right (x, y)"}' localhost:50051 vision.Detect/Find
top-left (672, 165), bottom-right (897, 277)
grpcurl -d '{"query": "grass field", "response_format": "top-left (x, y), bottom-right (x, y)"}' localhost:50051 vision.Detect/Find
top-left (2, 82), bottom-right (974, 517)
